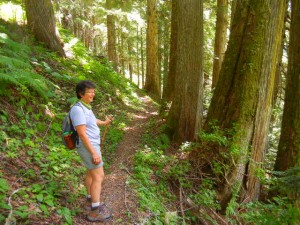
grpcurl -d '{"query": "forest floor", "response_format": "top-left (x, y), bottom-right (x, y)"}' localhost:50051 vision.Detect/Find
top-left (73, 95), bottom-right (159, 225)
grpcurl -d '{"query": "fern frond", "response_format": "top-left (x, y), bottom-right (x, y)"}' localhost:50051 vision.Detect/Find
top-left (0, 69), bottom-right (56, 99)
top-left (0, 72), bottom-right (22, 87)
top-left (0, 32), bottom-right (57, 100)
top-left (0, 55), bottom-right (32, 70)
top-left (0, 32), bottom-right (30, 58)
top-left (0, 72), bottom-right (24, 96)
top-left (13, 70), bottom-right (55, 99)
top-left (273, 166), bottom-right (300, 196)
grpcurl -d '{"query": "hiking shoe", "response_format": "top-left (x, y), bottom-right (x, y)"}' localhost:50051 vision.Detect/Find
top-left (84, 198), bottom-right (105, 212)
top-left (87, 203), bottom-right (112, 222)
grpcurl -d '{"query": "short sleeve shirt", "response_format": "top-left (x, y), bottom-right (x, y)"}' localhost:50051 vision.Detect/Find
top-left (69, 102), bottom-right (100, 145)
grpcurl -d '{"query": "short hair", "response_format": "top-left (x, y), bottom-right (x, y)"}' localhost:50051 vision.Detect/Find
top-left (76, 80), bottom-right (96, 99)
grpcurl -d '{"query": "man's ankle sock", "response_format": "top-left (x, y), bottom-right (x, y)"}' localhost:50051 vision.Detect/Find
top-left (87, 195), bottom-right (92, 201)
top-left (91, 202), bottom-right (100, 210)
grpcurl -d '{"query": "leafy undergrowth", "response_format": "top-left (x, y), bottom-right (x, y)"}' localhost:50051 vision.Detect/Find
top-left (0, 18), bottom-right (144, 224)
top-left (131, 119), bottom-right (300, 225)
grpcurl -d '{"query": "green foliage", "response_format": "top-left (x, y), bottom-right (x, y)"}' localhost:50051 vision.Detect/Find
top-left (131, 126), bottom-right (177, 223)
top-left (0, 176), bottom-right (10, 223)
top-left (272, 166), bottom-right (300, 199)
top-left (190, 179), bottom-right (220, 210)
top-left (57, 207), bottom-right (74, 225)
top-left (239, 197), bottom-right (300, 225)
top-left (131, 147), bottom-right (177, 224)
top-left (132, 120), bottom-right (198, 224)
top-left (199, 130), bottom-right (228, 146)
top-left (0, 32), bottom-right (57, 99)
top-left (0, 14), bottom-right (141, 224)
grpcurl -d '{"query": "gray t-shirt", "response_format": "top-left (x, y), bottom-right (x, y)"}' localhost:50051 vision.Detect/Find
top-left (70, 102), bottom-right (100, 145)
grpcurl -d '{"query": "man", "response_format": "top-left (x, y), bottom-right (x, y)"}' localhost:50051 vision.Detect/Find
top-left (70, 80), bottom-right (112, 222)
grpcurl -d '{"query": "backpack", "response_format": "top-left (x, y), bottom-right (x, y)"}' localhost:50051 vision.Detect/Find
top-left (62, 103), bottom-right (82, 149)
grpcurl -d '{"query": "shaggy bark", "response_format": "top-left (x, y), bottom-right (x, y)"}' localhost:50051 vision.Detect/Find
top-left (106, 0), bottom-right (118, 71)
top-left (166, 0), bottom-right (203, 143)
top-left (212, 0), bottom-right (229, 88)
top-left (144, 0), bottom-right (160, 99)
top-left (203, 0), bottom-right (286, 209)
top-left (24, 0), bottom-right (66, 57)
top-left (275, 0), bottom-right (300, 171)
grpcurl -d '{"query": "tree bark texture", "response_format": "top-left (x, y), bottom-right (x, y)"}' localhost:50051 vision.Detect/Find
top-left (159, 3), bottom-right (171, 100)
top-left (136, 25), bottom-right (140, 88)
top-left (244, 0), bottom-right (286, 202)
top-left (25, 0), bottom-right (65, 57)
top-left (144, 0), bottom-right (160, 99)
top-left (230, 0), bottom-right (238, 28)
top-left (141, 28), bottom-right (145, 87)
top-left (167, 0), bottom-right (203, 143)
top-left (212, 0), bottom-right (229, 89)
top-left (275, 0), bottom-right (300, 171)
top-left (163, 0), bottom-right (178, 101)
top-left (107, 0), bottom-right (118, 71)
top-left (203, 0), bottom-right (286, 209)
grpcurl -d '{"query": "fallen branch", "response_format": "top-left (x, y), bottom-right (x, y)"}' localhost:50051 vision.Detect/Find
top-left (179, 184), bottom-right (186, 224)
top-left (186, 198), bottom-right (229, 225)
top-left (5, 188), bottom-right (22, 225)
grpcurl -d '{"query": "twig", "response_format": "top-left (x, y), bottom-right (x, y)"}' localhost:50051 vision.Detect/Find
top-left (179, 184), bottom-right (186, 224)
top-left (5, 170), bottom-right (33, 224)
top-left (100, 124), bottom-right (110, 150)
top-left (100, 115), bottom-right (113, 150)
top-left (42, 120), bottom-right (52, 139)
top-left (5, 188), bottom-right (22, 225)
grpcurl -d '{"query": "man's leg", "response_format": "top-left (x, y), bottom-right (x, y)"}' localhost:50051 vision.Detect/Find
top-left (89, 166), bottom-right (104, 205)
top-left (85, 171), bottom-right (92, 196)
top-left (87, 166), bottom-right (112, 222)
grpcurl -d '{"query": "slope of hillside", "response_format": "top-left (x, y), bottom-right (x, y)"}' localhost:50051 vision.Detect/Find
top-left (0, 18), bottom-right (148, 224)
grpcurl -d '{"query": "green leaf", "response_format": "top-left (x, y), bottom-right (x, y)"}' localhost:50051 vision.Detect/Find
top-left (39, 204), bottom-right (49, 216)
top-left (36, 194), bottom-right (43, 202)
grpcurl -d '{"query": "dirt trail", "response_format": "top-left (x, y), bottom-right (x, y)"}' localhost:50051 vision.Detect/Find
top-left (73, 96), bottom-right (158, 225)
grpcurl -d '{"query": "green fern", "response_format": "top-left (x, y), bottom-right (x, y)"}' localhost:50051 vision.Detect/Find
top-left (0, 31), bottom-right (57, 99)
top-left (0, 72), bottom-right (23, 96)
top-left (0, 73), bottom-right (21, 86)
top-left (273, 166), bottom-right (300, 197)
top-left (0, 32), bottom-right (30, 58)
top-left (0, 55), bottom-right (32, 69)
top-left (0, 69), bottom-right (56, 99)
top-left (17, 71), bottom-right (54, 98)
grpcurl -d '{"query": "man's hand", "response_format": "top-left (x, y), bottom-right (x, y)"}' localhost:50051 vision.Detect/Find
top-left (105, 115), bottom-right (114, 125)
top-left (92, 153), bottom-right (101, 165)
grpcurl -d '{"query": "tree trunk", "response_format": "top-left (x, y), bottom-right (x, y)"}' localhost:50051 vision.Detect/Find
top-left (244, 1), bottom-right (286, 202)
top-left (119, 25), bottom-right (126, 76)
top-left (275, 0), bottom-right (300, 171)
top-left (106, 0), bottom-right (118, 71)
top-left (128, 40), bottom-right (133, 82)
top-left (203, 0), bottom-right (286, 210)
top-left (211, 0), bottom-right (229, 89)
top-left (163, 0), bottom-right (178, 101)
top-left (166, 0), bottom-right (203, 143)
top-left (24, 0), bottom-right (65, 57)
top-left (230, 0), bottom-right (237, 28)
top-left (141, 28), bottom-right (145, 87)
top-left (136, 25), bottom-right (140, 88)
top-left (144, 0), bottom-right (160, 99)
top-left (162, 39), bottom-right (169, 99)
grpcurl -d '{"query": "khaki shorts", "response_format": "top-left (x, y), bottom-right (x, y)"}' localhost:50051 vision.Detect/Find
top-left (77, 143), bottom-right (104, 170)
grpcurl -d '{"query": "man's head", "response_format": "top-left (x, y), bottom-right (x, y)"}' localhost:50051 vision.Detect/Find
top-left (76, 80), bottom-right (96, 99)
